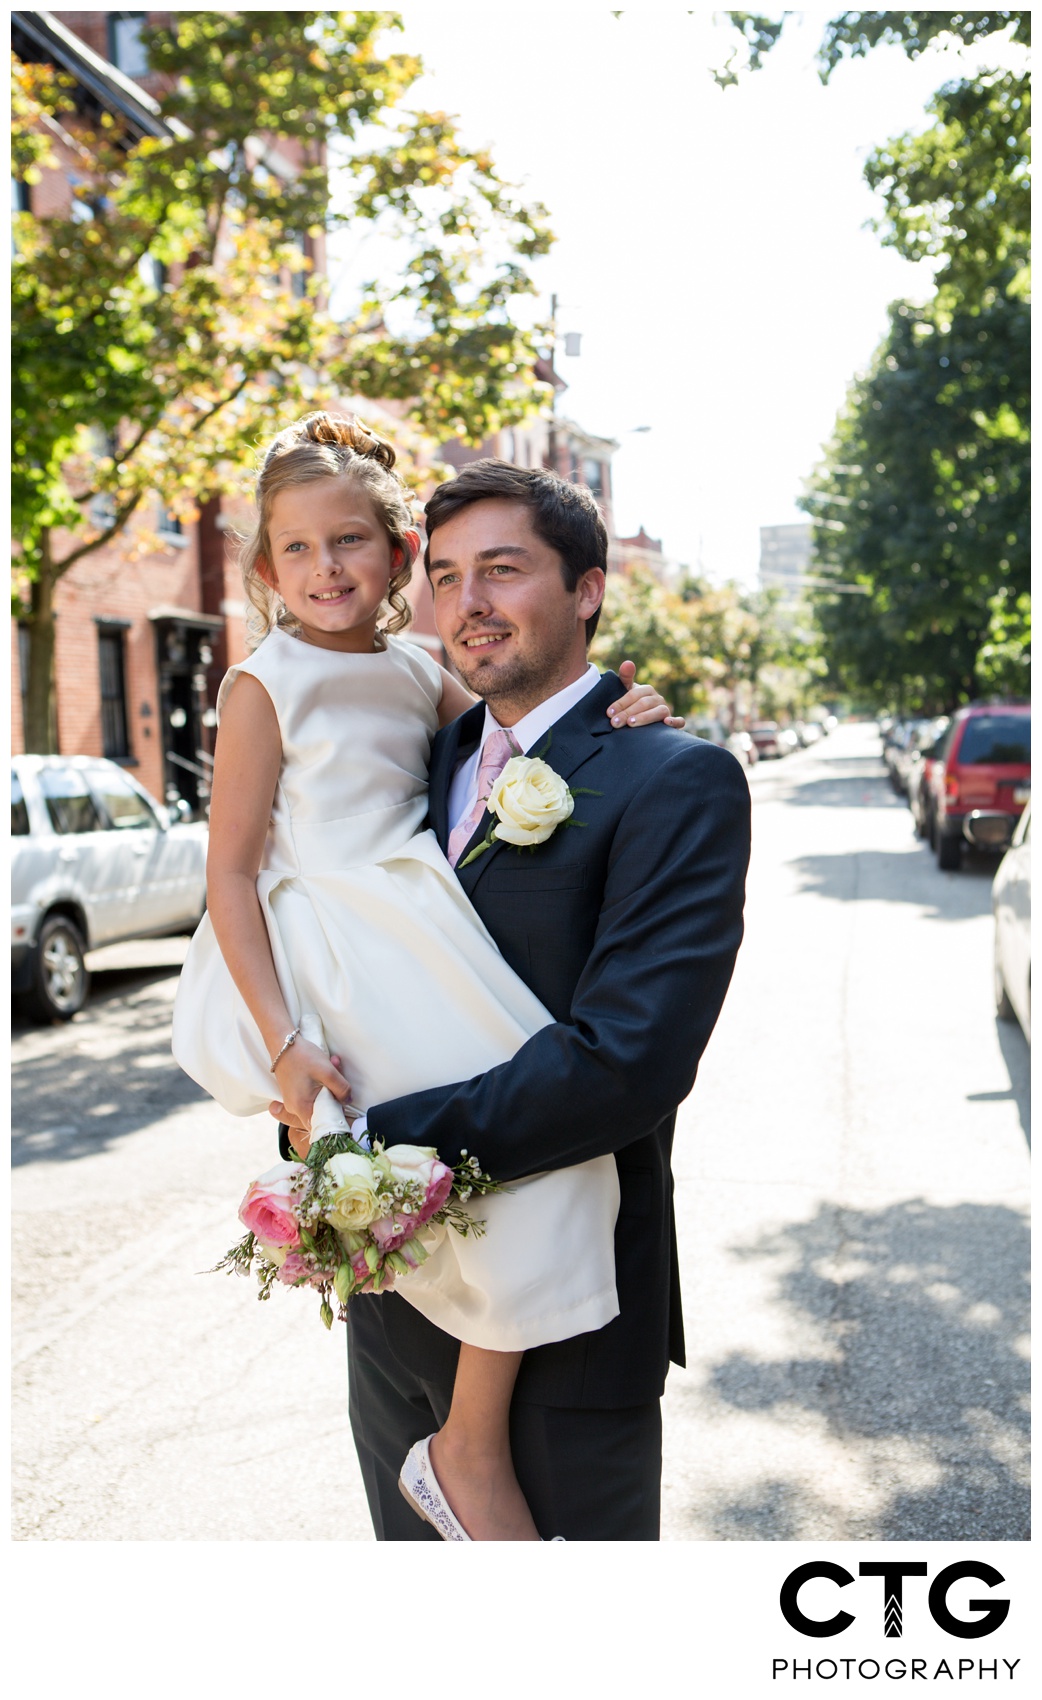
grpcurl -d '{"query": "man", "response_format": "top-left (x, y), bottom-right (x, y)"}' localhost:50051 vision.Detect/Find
top-left (278, 460), bottom-right (750, 1540)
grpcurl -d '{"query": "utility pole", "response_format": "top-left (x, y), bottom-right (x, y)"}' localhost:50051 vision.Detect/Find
top-left (547, 291), bottom-right (558, 474)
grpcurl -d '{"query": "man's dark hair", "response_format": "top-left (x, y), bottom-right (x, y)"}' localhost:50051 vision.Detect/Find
top-left (423, 460), bottom-right (608, 642)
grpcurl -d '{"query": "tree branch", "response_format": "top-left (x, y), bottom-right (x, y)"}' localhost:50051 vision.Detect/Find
top-left (51, 487), bottom-right (148, 576)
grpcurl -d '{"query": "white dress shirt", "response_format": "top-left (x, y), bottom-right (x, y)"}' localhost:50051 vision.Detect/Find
top-left (447, 663), bottom-right (603, 837)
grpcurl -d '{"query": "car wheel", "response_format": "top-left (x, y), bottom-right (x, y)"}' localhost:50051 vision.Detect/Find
top-left (25, 914), bottom-right (90, 1022)
top-left (937, 832), bottom-right (962, 872)
top-left (994, 933), bottom-right (1016, 1021)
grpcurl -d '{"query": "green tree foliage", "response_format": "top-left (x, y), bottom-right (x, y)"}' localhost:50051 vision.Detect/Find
top-left (864, 70), bottom-right (1030, 311)
top-left (719, 11), bottom-right (1030, 84)
top-left (11, 11), bottom-right (553, 751)
top-left (710, 13), bottom-right (786, 90)
top-left (591, 569), bottom-right (819, 720)
top-left (813, 11), bottom-right (1030, 77)
top-left (721, 10), bottom-right (1029, 709)
top-left (807, 290), bottom-right (1029, 710)
top-left (591, 568), bottom-right (709, 715)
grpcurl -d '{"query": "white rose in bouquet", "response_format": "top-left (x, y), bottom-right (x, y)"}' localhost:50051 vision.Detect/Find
top-left (323, 1152), bottom-right (380, 1233)
top-left (379, 1143), bottom-right (455, 1226)
top-left (379, 1143), bottom-right (439, 1189)
top-left (487, 756), bottom-right (574, 847)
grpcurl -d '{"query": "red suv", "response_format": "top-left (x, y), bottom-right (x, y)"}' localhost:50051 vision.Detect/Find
top-left (929, 704), bottom-right (1031, 871)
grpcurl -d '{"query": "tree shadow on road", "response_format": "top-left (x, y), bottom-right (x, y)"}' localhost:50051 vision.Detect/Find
top-left (697, 1199), bottom-right (1030, 1541)
top-left (787, 847), bottom-right (996, 917)
top-left (753, 757), bottom-right (903, 811)
top-left (12, 975), bottom-right (208, 1167)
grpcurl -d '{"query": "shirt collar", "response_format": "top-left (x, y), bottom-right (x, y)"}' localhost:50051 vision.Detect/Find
top-left (479, 663), bottom-right (602, 756)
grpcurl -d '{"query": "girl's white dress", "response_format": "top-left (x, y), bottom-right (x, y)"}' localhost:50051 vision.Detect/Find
top-left (171, 628), bottom-right (620, 1351)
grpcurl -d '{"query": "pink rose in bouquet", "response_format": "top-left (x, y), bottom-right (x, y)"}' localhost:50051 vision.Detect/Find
top-left (369, 1211), bottom-right (417, 1255)
top-left (277, 1252), bottom-right (334, 1290)
top-left (381, 1145), bottom-right (454, 1227)
top-left (415, 1161), bottom-right (454, 1225)
top-left (238, 1160), bottom-right (306, 1248)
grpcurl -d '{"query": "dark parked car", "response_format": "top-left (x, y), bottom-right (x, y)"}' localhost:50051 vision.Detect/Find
top-left (907, 722), bottom-right (951, 840)
top-left (893, 716), bottom-right (949, 801)
top-left (750, 721), bottom-right (785, 759)
top-left (927, 704), bottom-right (1031, 871)
top-left (690, 719), bottom-right (759, 768)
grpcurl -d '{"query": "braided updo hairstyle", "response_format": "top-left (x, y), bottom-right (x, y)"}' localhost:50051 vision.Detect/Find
top-left (238, 411), bottom-right (417, 651)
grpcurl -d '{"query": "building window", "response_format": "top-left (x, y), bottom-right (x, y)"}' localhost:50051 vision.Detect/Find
top-left (108, 13), bottom-right (150, 78)
top-left (290, 233), bottom-right (310, 299)
top-left (12, 177), bottom-right (30, 255)
top-left (158, 505), bottom-right (189, 548)
top-left (98, 625), bottom-right (131, 759)
top-left (582, 458), bottom-right (605, 498)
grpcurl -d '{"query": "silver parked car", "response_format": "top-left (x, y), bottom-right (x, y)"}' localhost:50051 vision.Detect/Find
top-left (12, 755), bottom-right (208, 1021)
top-left (992, 801), bottom-right (1030, 1043)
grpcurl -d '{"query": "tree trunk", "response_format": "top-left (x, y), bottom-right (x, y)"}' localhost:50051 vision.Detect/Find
top-left (22, 532), bottom-right (59, 754)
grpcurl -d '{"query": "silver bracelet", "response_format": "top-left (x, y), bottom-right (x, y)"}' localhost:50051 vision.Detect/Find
top-left (270, 1026), bottom-right (301, 1072)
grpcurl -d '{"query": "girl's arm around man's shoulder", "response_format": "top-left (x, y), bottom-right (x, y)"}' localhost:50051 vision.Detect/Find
top-left (432, 658), bottom-right (691, 733)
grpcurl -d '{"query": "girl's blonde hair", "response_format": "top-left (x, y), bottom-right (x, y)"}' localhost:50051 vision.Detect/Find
top-left (239, 411), bottom-right (417, 651)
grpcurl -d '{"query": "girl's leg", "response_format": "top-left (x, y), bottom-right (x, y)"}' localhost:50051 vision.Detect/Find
top-left (427, 1345), bottom-right (541, 1541)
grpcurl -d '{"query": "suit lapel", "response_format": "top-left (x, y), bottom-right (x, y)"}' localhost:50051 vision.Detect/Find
top-left (428, 701), bottom-right (483, 854)
top-left (454, 673), bottom-right (621, 896)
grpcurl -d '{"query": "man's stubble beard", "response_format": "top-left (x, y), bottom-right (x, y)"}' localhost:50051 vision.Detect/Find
top-left (452, 624), bottom-right (583, 719)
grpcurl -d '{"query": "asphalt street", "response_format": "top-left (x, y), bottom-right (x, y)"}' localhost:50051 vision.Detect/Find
top-left (11, 722), bottom-right (1030, 1541)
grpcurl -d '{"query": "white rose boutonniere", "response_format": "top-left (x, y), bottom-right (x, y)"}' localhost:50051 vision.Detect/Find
top-left (459, 751), bottom-right (599, 868)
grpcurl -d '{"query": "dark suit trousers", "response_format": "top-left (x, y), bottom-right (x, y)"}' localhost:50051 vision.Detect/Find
top-left (347, 1293), bottom-right (662, 1541)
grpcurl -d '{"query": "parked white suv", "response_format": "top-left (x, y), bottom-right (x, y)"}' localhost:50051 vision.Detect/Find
top-left (12, 755), bottom-right (207, 1021)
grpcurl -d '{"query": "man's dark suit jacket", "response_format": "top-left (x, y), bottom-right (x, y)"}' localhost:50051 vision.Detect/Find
top-left (365, 671), bottom-right (751, 1411)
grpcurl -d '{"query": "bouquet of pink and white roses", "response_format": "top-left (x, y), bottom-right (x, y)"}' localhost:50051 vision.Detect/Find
top-left (215, 1130), bottom-right (501, 1328)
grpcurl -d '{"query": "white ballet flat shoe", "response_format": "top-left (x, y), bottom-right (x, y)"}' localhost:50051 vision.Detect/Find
top-left (398, 1435), bottom-right (471, 1541)
top-left (398, 1436), bottom-right (568, 1542)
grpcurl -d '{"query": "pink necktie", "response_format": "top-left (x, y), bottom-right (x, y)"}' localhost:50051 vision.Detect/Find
top-left (447, 728), bottom-right (520, 868)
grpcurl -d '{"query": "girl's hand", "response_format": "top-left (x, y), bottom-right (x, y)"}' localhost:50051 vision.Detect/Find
top-left (271, 1038), bottom-right (352, 1156)
top-left (606, 659), bottom-right (685, 729)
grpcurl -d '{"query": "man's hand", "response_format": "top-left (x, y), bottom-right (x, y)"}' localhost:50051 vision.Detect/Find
top-left (269, 1044), bottom-right (351, 1160)
top-left (607, 658), bottom-right (685, 728)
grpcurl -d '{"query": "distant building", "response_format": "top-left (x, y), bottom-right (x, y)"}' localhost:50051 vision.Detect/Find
top-left (441, 364), bottom-right (618, 541)
top-left (758, 523), bottom-right (813, 604)
top-left (611, 525), bottom-right (661, 574)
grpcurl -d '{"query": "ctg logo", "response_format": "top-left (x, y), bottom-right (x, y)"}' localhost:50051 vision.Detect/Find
top-left (780, 1562), bottom-right (1010, 1641)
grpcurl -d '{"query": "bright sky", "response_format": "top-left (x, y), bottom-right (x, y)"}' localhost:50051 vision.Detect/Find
top-left (335, 7), bottom-right (1026, 587)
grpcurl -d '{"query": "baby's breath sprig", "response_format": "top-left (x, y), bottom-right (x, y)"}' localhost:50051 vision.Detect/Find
top-left (212, 1230), bottom-right (257, 1279)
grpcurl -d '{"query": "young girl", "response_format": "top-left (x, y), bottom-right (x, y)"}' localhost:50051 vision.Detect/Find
top-left (172, 411), bottom-right (679, 1542)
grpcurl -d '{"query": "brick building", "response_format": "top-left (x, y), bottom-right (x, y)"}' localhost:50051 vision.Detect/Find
top-left (11, 11), bottom-right (420, 813)
top-left (12, 13), bottom-right (633, 813)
